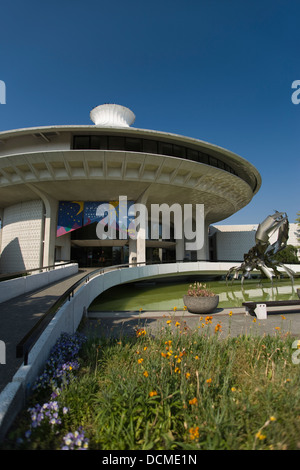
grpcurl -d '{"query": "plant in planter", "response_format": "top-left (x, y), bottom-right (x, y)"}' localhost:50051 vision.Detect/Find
top-left (183, 282), bottom-right (219, 314)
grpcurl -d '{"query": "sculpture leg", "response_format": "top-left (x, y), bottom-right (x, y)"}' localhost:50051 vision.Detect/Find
top-left (278, 263), bottom-right (295, 285)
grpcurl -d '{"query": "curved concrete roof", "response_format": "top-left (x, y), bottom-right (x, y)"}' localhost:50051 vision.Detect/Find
top-left (0, 122), bottom-right (261, 224)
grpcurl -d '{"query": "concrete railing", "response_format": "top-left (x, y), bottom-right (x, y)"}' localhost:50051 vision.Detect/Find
top-left (0, 263), bottom-right (78, 304)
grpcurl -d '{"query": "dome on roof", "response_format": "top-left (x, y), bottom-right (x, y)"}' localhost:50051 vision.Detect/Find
top-left (90, 104), bottom-right (135, 127)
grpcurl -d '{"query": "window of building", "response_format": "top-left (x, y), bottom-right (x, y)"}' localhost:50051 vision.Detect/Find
top-left (186, 148), bottom-right (199, 162)
top-left (73, 135), bottom-right (90, 149)
top-left (125, 137), bottom-right (142, 152)
top-left (108, 136), bottom-right (125, 150)
top-left (142, 139), bottom-right (158, 154)
top-left (173, 145), bottom-right (186, 158)
top-left (72, 135), bottom-right (240, 183)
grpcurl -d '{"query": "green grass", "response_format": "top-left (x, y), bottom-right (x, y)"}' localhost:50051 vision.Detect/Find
top-left (3, 317), bottom-right (300, 450)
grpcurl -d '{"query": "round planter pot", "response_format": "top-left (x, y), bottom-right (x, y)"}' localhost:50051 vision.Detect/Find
top-left (183, 295), bottom-right (219, 314)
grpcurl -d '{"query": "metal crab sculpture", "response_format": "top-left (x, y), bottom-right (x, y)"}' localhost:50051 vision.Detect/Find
top-left (226, 211), bottom-right (295, 286)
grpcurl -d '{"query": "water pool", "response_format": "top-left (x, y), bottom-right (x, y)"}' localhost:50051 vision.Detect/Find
top-left (88, 277), bottom-right (300, 312)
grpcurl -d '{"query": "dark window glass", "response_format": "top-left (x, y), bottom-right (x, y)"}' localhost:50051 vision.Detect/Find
top-left (73, 136), bottom-right (90, 149)
top-left (210, 156), bottom-right (218, 167)
top-left (90, 136), bottom-right (101, 149)
top-left (198, 152), bottom-right (209, 164)
top-left (173, 145), bottom-right (186, 158)
top-left (98, 136), bottom-right (108, 149)
top-left (143, 139), bottom-right (158, 154)
top-left (186, 148), bottom-right (199, 161)
top-left (108, 136), bottom-right (125, 150)
top-left (218, 160), bottom-right (225, 170)
top-left (125, 137), bottom-right (142, 152)
top-left (158, 141), bottom-right (173, 156)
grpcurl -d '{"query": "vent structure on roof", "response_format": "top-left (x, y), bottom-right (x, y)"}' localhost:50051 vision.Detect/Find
top-left (90, 104), bottom-right (136, 127)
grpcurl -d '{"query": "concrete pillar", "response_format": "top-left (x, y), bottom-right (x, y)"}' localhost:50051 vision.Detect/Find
top-left (128, 186), bottom-right (151, 266)
top-left (0, 208), bottom-right (3, 256)
top-left (129, 238), bottom-right (137, 265)
top-left (27, 184), bottom-right (58, 267)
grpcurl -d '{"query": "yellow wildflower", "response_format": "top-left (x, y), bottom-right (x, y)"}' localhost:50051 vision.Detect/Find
top-left (256, 430), bottom-right (266, 440)
top-left (149, 390), bottom-right (157, 397)
top-left (143, 371), bottom-right (149, 378)
top-left (137, 358), bottom-right (144, 364)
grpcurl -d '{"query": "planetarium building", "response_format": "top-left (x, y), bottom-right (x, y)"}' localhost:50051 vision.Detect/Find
top-left (0, 104), bottom-right (261, 273)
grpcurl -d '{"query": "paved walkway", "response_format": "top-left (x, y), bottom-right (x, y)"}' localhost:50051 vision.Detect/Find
top-left (84, 306), bottom-right (300, 341)
top-left (0, 268), bottom-right (93, 393)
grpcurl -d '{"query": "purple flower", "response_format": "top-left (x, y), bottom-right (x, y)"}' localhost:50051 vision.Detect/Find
top-left (62, 427), bottom-right (89, 450)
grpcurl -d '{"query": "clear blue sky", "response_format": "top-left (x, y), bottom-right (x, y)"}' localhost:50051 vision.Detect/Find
top-left (0, 0), bottom-right (299, 226)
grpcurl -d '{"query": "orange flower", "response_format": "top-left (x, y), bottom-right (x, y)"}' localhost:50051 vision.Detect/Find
top-left (189, 426), bottom-right (200, 441)
top-left (189, 397), bottom-right (198, 405)
top-left (149, 390), bottom-right (157, 397)
top-left (206, 378), bottom-right (212, 384)
top-left (138, 358), bottom-right (144, 364)
top-left (136, 328), bottom-right (146, 337)
top-left (143, 371), bottom-right (149, 378)
top-left (214, 323), bottom-right (222, 332)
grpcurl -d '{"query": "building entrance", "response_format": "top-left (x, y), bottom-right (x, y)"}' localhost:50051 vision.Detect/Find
top-left (71, 245), bottom-right (129, 268)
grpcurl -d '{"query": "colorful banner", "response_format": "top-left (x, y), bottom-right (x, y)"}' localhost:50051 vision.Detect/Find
top-left (57, 201), bottom-right (84, 237)
top-left (57, 200), bottom-right (134, 237)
